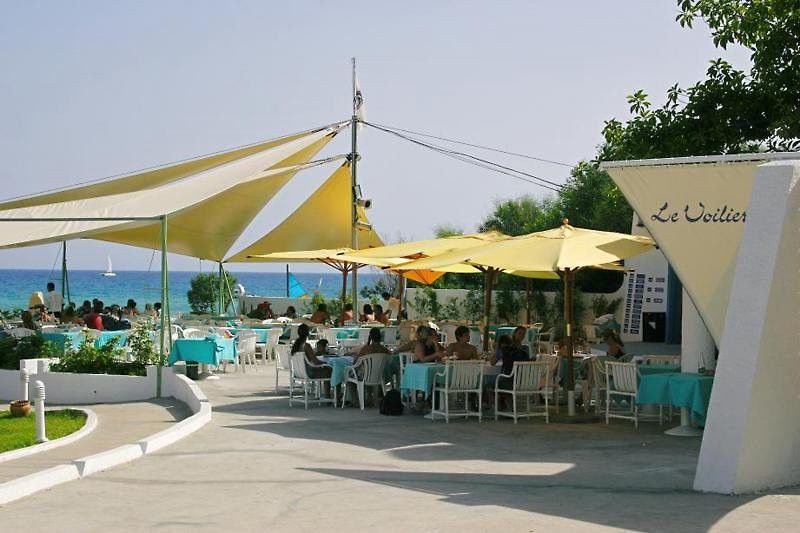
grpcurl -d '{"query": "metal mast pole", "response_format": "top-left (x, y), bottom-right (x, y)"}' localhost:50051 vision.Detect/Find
top-left (60, 241), bottom-right (68, 312)
top-left (350, 57), bottom-right (359, 321)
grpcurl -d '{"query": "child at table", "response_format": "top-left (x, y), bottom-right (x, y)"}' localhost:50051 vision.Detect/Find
top-left (315, 339), bottom-right (331, 357)
top-left (291, 324), bottom-right (332, 380)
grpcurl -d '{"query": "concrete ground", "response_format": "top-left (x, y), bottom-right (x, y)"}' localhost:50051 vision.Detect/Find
top-left (0, 399), bottom-right (190, 483)
top-left (1, 366), bottom-right (798, 532)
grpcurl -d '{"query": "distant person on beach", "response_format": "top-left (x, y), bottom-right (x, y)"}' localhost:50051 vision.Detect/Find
top-left (153, 302), bottom-right (162, 318)
top-left (21, 310), bottom-right (37, 330)
top-left (79, 300), bottom-right (92, 315)
top-left (284, 306), bottom-right (297, 319)
top-left (83, 301), bottom-right (105, 330)
top-left (44, 282), bottom-right (63, 317)
top-left (61, 305), bottom-right (84, 326)
top-left (144, 303), bottom-right (155, 317)
top-left (123, 299), bottom-right (138, 317)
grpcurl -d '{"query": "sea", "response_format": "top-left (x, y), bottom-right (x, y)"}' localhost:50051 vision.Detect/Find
top-left (0, 269), bottom-right (379, 314)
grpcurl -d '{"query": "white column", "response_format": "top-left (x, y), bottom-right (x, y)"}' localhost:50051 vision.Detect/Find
top-left (695, 160), bottom-right (800, 493)
top-left (681, 290), bottom-right (716, 373)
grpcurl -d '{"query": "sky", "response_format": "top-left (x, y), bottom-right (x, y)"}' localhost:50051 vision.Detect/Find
top-left (0, 1), bottom-right (752, 272)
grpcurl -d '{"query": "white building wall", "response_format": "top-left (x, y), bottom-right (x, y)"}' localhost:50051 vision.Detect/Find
top-left (695, 160), bottom-right (800, 493)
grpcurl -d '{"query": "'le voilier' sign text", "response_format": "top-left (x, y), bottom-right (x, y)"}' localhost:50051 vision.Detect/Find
top-left (651, 202), bottom-right (747, 224)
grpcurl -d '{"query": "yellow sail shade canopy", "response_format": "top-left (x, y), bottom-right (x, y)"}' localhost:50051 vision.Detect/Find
top-left (226, 162), bottom-right (383, 262)
top-left (0, 125), bottom-right (345, 258)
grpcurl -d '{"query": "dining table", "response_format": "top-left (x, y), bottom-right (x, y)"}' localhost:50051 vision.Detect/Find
top-left (168, 336), bottom-right (237, 366)
top-left (637, 372), bottom-right (714, 425)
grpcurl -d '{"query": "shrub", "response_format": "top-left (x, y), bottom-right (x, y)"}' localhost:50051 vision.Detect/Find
top-left (495, 287), bottom-right (523, 324)
top-left (591, 294), bottom-right (623, 318)
top-left (409, 287), bottom-right (441, 320)
top-left (0, 335), bottom-right (59, 370)
top-left (50, 335), bottom-right (145, 376)
top-left (441, 298), bottom-right (463, 321)
top-left (463, 289), bottom-right (484, 324)
top-left (128, 320), bottom-right (162, 366)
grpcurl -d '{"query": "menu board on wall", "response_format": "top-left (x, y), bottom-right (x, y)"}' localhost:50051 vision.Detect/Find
top-left (623, 271), bottom-right (645, 335)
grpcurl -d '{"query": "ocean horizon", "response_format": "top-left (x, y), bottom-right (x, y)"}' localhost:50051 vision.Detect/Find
top-left (0, 269), bottom-right (380, 314)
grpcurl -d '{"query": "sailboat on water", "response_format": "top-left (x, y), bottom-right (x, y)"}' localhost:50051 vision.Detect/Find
top-left (102, 256), bottom-right (116, 277)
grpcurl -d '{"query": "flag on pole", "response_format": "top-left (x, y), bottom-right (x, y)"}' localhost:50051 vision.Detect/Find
top-left (354, 75), bottom-right (366, 128)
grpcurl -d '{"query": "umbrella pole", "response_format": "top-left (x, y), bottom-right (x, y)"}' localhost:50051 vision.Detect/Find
top-left (341, 266), bottom-right (349, 305)
top-left (525, 277), bottom-right (532, 324)
top-left (564, 268), bottom-right (576, 416)
top-left (482, 268), bottom-right (496, 352)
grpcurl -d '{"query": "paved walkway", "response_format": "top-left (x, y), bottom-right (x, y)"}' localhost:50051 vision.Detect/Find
top-left (0, 399), bottom-right (190, 483)
top-left (1, 367), bottom-right (798, 532)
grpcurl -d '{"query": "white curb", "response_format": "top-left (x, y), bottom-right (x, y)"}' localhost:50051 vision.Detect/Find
top-left (0, 464), bottom-right (80, 506)
top-left (0, 374), bottom-right (211, 506)
top-left (0, 408), bottom-right (98, 464)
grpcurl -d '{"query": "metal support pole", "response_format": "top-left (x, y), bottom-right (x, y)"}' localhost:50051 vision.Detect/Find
top-left (350, 57), bottom-right (360, 323)
top-left (218, 261), bottom-right (224, 316)
top-left (158, 215), bottom-right (169, 397)
top-left (564, 268), bottom-right (576, 416)
top-left (33, 380), bottom-right (47, 443)
top-left (482, 268), bottom-right (496, 352)
top-left (60, 241), bottom-right (68, 312)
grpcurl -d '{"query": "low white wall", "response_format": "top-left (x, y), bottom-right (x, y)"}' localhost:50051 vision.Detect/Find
top-left (0, 364), bottom-right (158, 404)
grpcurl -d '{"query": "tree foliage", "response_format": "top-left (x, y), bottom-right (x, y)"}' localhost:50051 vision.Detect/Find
top-left (601, 0), bottom-right (799, 159)
top-left (186, 272), bottom-right (238, 314)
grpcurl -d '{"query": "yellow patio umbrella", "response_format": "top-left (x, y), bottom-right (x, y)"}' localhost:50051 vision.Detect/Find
top-left (394, 220), bottom-right (655, 414)
top-left (246, 248), bottom-right (366, 303)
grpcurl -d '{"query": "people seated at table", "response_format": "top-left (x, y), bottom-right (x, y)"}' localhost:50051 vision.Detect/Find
top-left (495, 334), bottom-right (531, 389)
top-left (309, 303), bottom-right (331, 324)
top-left (123, 299), bottom-right (139, 317)
top-left (83, 301), bottom-right (105, 331)
top-left (60, 305), bottom-right (84, 326)
top-left (446, 325), bottom-right (479, 360)
top-left (21, 310), bottom-right (38, 331)
top-left (382, 292), bottom-right (401, 319)
top-left (79, 300), bottom-right (92, 316)
top-left (602, 330), bottom-right (627, 360)
top-left (291, 324), bottom-right (332, 379)
top-left (511, 325), bottom-right (531, 357)
top-left (373, 304), bottom-right (390, 325)
top-left (491, 333), bottom-right (529, 367)
top-left (395, 325), bottom-right (418, 353)
top-left (144, 303), bottom-right (156, 317)
top-left (413, 325), bottom-right (447, 363)
top-left (153, 302), bottom-right (162, 318)
top-left (284, 306), bottom-right (298, 319)
top-left (315, 339), bottom-right (331, 357)
top-left (354, 327), bottom-right (390, 362)
top-left (338, 303), bottom-right (354, 325)
top-left (360, 303), bottom-right (375, 323)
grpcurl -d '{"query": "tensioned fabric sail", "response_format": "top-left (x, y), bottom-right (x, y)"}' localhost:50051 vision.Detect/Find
top-left (0, 127), bottom-right (345, 254)
top-left (225, 162), bottom-right (383, 262)
top-left (0, 126), bottom-right (330, 211)
top-left (603, 156), bottom-right (769, 344)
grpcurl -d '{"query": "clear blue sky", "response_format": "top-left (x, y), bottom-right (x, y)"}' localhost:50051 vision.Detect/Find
top-left (0, 1), bottom-right (750, 272)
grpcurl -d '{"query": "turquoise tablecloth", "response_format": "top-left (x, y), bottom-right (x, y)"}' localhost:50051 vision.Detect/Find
top-left (332, 327), bottom-right (360, 340)
top-left (637, 372), bottom-right (714, 424)
top-left (229, 327), bottom-right (273, 343)
top-left (401, 363), bottom-right (445, 398)
top-left (320, 355), bottom-right (354, 386)
top-left (95, 330), bottom-right (130, 348)
top-left (638, 364), bottom-right (681, 376)
top-left (168, 336), bottom-right (236, 366)
top-left (41, 331), bottom-right (84, 353)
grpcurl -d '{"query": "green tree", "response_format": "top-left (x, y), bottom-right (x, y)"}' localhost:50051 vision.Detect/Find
top-left (186, 272), bottom-right (238, 314)
top-left (479, 196), bottom-right (561, 236)
top-left (601, 0), bottom-right (799, 159)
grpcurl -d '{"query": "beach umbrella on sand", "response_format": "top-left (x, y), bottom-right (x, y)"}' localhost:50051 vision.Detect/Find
top-left (393, 220), bottom-right (655, 415)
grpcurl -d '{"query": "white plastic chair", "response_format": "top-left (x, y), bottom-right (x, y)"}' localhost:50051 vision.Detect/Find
top-left (274, 344), bottom-right (294, 391)
top-left (259, 328), bottom-right (282, 364)
top-left (431, 360), bottom-right (484, 423)
top-left (7, 327), bottom-right (36, 338)
top-left (494, 361), bottom-right (552, 423)
top-left (320, 328), bottom-right (340, 346)
top-left (381, 326), bottom-right (399, 347)
top-left (582, 356), bottom-right (608, 413)
top-left (171, 324), bottom-right (185, 339)
top-left (537, 354), bottom-right (561, 413)
top-left (536, 328), bottom-right (555, 354)
top-left (289, 353), bottom-right (336, 409)
top-left (182, 327), bottom-right (207, 339)
top-left (341, 353), bottom-right (391, 410)
top-left (236, 330), bottom-right (258, 372)
top-left (605, 361), bottom-right (664, 428)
